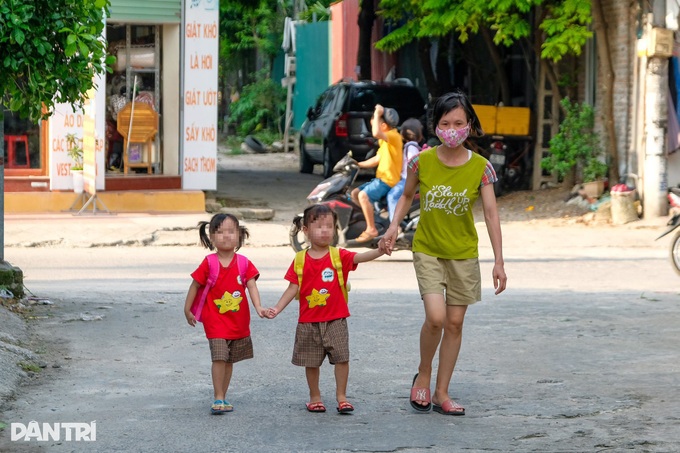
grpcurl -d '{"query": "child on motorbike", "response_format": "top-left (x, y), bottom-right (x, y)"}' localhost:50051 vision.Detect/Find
top-left (265, 204), bottom-right (384, 413)
top-left (387, 118), bottom-right (425, 222)
top-left (350, 104), bottom-right (403, 242)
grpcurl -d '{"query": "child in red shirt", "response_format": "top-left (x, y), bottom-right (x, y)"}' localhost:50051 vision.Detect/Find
top-left (266, 204), bottom-right (384, 413)
top-left (183, 213), bottom-right (266, 414)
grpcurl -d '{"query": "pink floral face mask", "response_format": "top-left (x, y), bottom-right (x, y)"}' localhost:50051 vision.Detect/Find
top-left (435, 124), bottom-right (470, 148)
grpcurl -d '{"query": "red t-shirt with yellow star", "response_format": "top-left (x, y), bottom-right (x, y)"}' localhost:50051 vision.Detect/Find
top-left (191, 255), bottom-right (259, 340)
top-left (284, 248), bottom-right (357, 323)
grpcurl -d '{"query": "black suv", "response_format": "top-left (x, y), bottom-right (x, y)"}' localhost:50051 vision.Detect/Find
top-left (297, 79), bottom-right (427, 177)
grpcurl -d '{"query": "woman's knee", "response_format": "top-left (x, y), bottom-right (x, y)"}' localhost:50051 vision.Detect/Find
top-left (423, 314), bottom-right (446, 332)
top-left (443, 317), bottom-right (464, 336)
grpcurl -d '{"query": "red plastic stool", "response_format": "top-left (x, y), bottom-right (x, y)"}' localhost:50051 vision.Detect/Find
top-left (4, 135), bottom-right (30, 168)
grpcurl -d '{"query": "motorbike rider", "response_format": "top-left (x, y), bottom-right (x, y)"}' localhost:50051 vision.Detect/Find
top-left (350, 104), bottom-right (403, 242)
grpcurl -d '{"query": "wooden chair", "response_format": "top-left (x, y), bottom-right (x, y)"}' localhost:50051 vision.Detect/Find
top-left (116, 102), bottom-right (158, 174)
top-left (4, 135), bottom-right (30, 169)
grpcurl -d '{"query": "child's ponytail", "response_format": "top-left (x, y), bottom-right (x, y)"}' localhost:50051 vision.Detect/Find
top-left (197, 220), bottom-right (213, 250)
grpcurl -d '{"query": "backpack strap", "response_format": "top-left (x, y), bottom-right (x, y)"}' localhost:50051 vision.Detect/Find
top-left (191, 253), bottom-right (220, 322)
top-left (235, 253), bottom-right (248, 288)
top-left (294, 249), bottom-right (306, 300)
top-left (404, 140), bottom-right (421, 152)
top-left (329, 246), bottom-right (348, 303)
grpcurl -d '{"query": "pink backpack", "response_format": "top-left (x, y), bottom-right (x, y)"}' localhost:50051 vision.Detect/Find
top-left (190, 253), bottom-right (248, 322)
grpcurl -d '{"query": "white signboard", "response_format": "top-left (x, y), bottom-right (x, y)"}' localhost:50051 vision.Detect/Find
top-left (83, 87), bottom-right (97, 196)
top-left (49, 79), bottom-right (106, 191)
top-left (182, 0), bottom-right (219, 190)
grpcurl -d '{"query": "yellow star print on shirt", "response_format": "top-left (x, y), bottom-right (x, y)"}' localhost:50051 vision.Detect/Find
top-left (306, 288), bottom-right (330, 308)
top-left (214, 292), bottom-right (242, 314)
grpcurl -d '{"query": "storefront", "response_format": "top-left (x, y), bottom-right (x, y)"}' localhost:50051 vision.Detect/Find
top-left (4, 0), bottom-right (218, 205)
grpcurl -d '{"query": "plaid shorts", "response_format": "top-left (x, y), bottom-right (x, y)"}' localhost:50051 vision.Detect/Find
top-left (209, 336), bottom-right (254, 363)
top-left (292, 318), bottom-right (350, 367)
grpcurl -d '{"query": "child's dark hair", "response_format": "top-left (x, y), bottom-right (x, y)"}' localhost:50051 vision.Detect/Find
top-left (400, 118), bottom-right (424, 144)
top-left (197, 213), bottom-right (249, 251)
top-left (429, 90), bottom-right (484, 137)
top-left (293, 204), bottom-right (338, 230)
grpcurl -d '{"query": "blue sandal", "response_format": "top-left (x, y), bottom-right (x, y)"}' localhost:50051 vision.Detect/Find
top-left (210, 400), bottom-right (233, 414)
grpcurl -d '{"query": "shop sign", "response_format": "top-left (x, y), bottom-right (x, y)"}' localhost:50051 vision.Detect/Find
top-left (49, 77), bottom-right (106, 192)
top-left (181, 0), bottom-right (219, 190)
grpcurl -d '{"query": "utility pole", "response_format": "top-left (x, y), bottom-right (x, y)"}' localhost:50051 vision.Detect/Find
top-left (643, 1), bottom-right (671, 217)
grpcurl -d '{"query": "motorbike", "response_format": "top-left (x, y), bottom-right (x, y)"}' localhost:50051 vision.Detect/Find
top-left (289, 152), bottom-right (420, 252)
top-left (656, 186), bottom-right (680, 276)
top-left (486, 135), bottom-right (532, 197)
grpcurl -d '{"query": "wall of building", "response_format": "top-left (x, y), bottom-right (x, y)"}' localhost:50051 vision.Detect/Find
top-left (163, 24), bottom-right (181, 176)
top-left (110, 0), bottom-right (181, 24)
top-left (598, 0), bottom-right (634, 180)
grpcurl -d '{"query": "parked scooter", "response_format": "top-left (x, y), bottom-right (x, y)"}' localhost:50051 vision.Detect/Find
top-left (656, 187), bottom-right (680, 275)
top-left (486, 135), bottom-right (532, 197)
top-left (289, 152), bottom-right (420, 252)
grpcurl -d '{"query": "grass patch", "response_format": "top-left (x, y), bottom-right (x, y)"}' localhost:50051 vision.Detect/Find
top-left (18, 362), bottom-right (41, 373)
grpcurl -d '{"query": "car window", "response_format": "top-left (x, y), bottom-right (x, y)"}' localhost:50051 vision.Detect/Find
top-left (350, 88), bottom-right (377, 112)
top-left (320, 87), bottom-right (339, 114)
top-left (310, 90), bottom-right (329, 117)
top-left (330, 86), bottom-right (348, 113)
top-left (350, 86), bottom-right (424, 113)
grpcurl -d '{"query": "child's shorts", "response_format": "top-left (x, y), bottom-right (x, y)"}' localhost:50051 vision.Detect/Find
top-left (413, 252), bottom-right (481, 305)
top-left (209, 336), bottom-right (253, 363)
top-left (292, 318), bottom-right (349, 367)
top-left (358, 178), bottom-right (392, 203)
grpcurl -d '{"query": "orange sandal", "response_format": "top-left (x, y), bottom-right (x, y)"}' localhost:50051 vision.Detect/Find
top-left (305, 401), bottom-right (326, 413)
top-left (337, 401), bottom-right (354, 414)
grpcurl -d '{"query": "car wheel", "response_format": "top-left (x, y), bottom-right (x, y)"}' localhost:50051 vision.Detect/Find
top-left (244, 135), bottom-right (267, 154)
top-left (299, 139), bottom-right (314, 174)
top-left (322, 145), bottom-right (333, 178)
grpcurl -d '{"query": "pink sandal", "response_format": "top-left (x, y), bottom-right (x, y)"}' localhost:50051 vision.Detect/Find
top-left (432, 399), bottom-right (465, 416)
top-left (409, 373), bottom-right (431, 412)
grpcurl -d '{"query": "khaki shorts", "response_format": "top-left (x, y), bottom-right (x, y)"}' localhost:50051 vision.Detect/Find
top-left (209, 337), bottom-right (254, 363)
top-left (292, 318), bottom-right (350, 367)
top-left (413, 252), bottom-right (481, 305)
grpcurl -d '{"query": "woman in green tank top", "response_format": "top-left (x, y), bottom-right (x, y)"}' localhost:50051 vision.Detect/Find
top-left (380, 91), bottom-right (507, 416)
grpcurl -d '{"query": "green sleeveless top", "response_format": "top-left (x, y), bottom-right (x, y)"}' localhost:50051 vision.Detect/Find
top-left (412, 147), bottom-right (489, 259)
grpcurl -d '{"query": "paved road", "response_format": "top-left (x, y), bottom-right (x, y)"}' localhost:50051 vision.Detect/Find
top-left (1, 217), bottom-right (679, 452)
top-left (2, 151), bottom-right (679, 452)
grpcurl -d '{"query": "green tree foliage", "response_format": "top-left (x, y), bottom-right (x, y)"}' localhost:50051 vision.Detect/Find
top-left (0, 0), bottom-right (113, 122)
top-left (541, 97), bottom-right (608, 183)
top-left (298, 1), bottom-right (331, 22)
top-left (220, 0), bottom-right (281, 62)
top-left (219, 0), bottom-right (332, 136)
top-left (377, 0), bottom-right (592, 63)
top-left (229, 71), bottom-right (286, 136)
